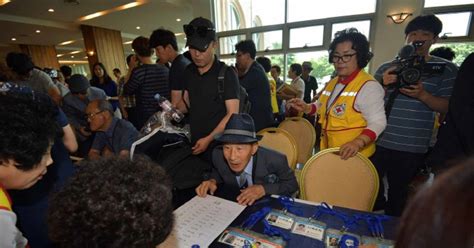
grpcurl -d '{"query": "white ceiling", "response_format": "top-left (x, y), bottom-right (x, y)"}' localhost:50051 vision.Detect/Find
top-left (0, 0), bottom-right (208, 62)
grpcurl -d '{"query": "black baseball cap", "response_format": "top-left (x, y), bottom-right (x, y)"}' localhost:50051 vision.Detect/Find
top-left (184, 17), bottom-right (216, 52)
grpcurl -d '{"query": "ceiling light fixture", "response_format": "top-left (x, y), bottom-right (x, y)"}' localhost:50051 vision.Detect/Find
top-left (11, 37), bottom-right (16, 41)
top-left (58, 40), bottom-right (75, 46)
top-left (69, 50), bottom-right (82, 55)
top-left (48, 8), bottom-right (55, 12)
top-left (57, 54), bottom-right (64, 57)
top-left (78, 1), bottom-right (147, 22)
top-left (0, 0), bottom-right (11, 7)
top-left (387, 12), bottom-right (413, 24)
top-left (36, 30), bottom-right (41, 33)
top-left (123, 40), bottom-right (133, 45)
top-left (176, 18), bottom-right (181, 22)
top-left (71, 55), bottom-right (75, 58)
top-left (87, 51), bottom-right (94, 56)
top-left (136, 26), bottom-right (141, 30)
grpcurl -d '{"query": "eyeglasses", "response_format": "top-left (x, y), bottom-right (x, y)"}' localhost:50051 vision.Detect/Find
top-left (331, 53), bottom-right (357, 63)
top-left (183, 24), bottom-right (215, 38)
top-left (85, 110), bottom-right (104, 120)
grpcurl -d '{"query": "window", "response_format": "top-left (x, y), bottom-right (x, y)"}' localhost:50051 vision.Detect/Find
top-left (287, 0), bottom-right (376, 23)
top-left (289, 26), bottom-right (324, 48)
top-left (252, 30), bottom-right (283, 51)
top-left (214, 0), bottom-right (285, 32)
top-left (332, 20), bottom-right (371, 40)
top-left (285, 51), bottom-right (332, 89)
top-left (431, 42), bottom-right (474, 66)
top-left (436, 12), bottom-right (472, 37)
top-left (219, 35), bottom-right (246, 55)
top-left (424, 0), bottom-right (474, 7)
top-left (221, 58), bottom-right (236, 67)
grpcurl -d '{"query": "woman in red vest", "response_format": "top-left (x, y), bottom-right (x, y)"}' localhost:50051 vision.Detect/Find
top-left (288, 28), bottom-right (386, 159)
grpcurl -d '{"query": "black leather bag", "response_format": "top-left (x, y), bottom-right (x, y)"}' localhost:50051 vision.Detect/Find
top-left (155, 140), bottom-right (211, 190)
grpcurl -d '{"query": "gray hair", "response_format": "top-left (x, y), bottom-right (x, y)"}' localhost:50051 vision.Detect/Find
top-left (95, 99), bottom-right (114, 115)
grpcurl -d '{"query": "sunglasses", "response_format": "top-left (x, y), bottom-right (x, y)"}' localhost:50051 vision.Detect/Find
top-left (183, 24), bottom-right (215, 38)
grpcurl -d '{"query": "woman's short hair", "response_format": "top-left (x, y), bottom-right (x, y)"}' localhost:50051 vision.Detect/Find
top-left (0, 84), bottom-right (61, 170)
top-left (395, 158), bottom-right (474, 248)
top-left (48, 155), bottom-right (174, 248)
top-left (256, 56), bottom-right (272, 73)
top-left (132, 36), bottom-right (153, 57)
top-left (328, 28), bottom-right (373, 68)
top-left (290, 63), bottom-right (303, 76)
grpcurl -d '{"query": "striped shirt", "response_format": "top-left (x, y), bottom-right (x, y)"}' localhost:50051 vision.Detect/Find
top-left (124, 64), bottom-right (170, 126)
top-left (374, 56), bottom-right (458, 153)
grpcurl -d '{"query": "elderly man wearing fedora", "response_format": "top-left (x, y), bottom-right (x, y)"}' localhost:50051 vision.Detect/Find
top-left (195, 113), bottom-right (298, 205)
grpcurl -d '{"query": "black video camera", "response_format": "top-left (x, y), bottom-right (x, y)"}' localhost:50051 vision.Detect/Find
top-left (390, 41), bottom-right (446, 88)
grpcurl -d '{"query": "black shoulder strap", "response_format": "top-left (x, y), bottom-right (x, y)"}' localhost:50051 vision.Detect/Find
top-left (217, 63), bottom-right (228, 101)
top-left (384, 87), bottom-right (399, 118)
top-left (181, 88), bottom-right (190, 112)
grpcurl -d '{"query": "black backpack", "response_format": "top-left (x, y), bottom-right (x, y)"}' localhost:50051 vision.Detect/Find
top-left (134, 132), bottom-right (211, 190)
top-left (217, 63), bottom-right (251, 114)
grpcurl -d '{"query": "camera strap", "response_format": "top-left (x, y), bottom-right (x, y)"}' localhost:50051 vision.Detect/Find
top-left (384, 87), bottom-right (399, 118)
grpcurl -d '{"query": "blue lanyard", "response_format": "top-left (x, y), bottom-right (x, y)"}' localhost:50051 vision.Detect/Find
top-left (312, 202), bottom-right (358, 231)
top-left (354, 213), bottom-right (390, 238)
top-left (278, 196), bottom-right (303, 216)
top-left (241, 207), bottom-right (272, 230)
top-left (262, 219), bottom-right (290, 241)
top-left (312, 202), bottom-right (334, 219)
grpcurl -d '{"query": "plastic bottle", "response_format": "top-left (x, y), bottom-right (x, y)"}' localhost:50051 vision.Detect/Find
top-left (154, 93), bottom-right (184, 122)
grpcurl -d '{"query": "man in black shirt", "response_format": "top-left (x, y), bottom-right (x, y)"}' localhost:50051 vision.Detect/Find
top-left (149, 29), bottom-right (191, 107)
top-left (235, 40), bottom-right (274, 131)
top-left (302, 61), bottom-right (318, 103)
top-left (181, 17), bottom-right (240, 160)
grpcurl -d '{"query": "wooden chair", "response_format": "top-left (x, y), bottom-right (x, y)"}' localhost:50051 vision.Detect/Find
top-left (257, 127), bottom-right (298, 170)
top-left (299, 148), bottom-right (379, 211)
top-left (279, 117), bottom-right (316, 165)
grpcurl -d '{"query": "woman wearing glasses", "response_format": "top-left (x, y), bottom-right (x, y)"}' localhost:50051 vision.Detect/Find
top-left (288, 28), bottom-right (386, 159)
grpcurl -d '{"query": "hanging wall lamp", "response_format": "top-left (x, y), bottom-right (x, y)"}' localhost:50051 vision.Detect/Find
top-left (387, 12), bottom-right (413, 24)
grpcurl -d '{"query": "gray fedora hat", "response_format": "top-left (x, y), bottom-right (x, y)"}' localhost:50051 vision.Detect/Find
top-left (215, 113), bottom-right (262, 144)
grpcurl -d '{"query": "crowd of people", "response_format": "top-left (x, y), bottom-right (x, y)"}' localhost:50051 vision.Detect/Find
top-left (0, 13), bottom-right (473, 248)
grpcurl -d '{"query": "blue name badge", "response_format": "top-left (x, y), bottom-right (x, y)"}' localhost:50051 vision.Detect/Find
top-left (218, 228), bottom-right (285, 248)
top-left (265, 210), bottom-right (295, 230)
top-left (290, 217), bottom-right (326, 241)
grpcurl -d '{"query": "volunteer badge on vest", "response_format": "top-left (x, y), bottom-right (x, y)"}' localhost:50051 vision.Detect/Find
top-left (333, 103), bottom-right (346, 116)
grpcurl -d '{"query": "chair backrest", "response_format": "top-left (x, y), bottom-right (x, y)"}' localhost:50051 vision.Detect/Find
top-left (300, 148), bottom-right (379, 211)
top-left (279, 117), bottom-right (316, 165)
top-left (257, 127), bottom-right (298, 169)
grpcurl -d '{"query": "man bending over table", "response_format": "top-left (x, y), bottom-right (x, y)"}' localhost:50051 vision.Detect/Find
top-left (195, 113), bottom-right (298, 205)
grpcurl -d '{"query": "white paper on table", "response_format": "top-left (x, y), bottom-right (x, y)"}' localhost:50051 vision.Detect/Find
top-left (159, 195), bottom-right (246, 248)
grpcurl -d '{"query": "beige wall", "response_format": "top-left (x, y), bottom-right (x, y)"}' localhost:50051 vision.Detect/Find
top-left (370, 0), bottom-right (424, 72)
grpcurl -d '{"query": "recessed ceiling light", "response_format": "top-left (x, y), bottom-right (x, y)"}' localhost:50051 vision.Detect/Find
top-left (71, 55), bottom-right (74, 58)
top-left (58, 40), bottom-right (75, 46)
top-left (11, 37), bottom-right (16, 41)
top-left (48, 8), bottom-right (54, 12)
top-left (176, 18), bottom-right (181, 22)
top-left (36, 30), bottom-right (41, 33)
top-left (136, 26), bottom-right (140, 30)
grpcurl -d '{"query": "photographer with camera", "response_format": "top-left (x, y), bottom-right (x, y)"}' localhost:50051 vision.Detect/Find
top-left (372, 14), bottom-right (459, 216)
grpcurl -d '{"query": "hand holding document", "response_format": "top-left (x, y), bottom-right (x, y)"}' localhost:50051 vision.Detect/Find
top-left (277, 83), bottom-right (299, 100)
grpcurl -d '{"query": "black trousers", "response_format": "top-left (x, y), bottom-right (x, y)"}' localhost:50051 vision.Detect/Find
top-left (370, 146), bottom-right (424, 216)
